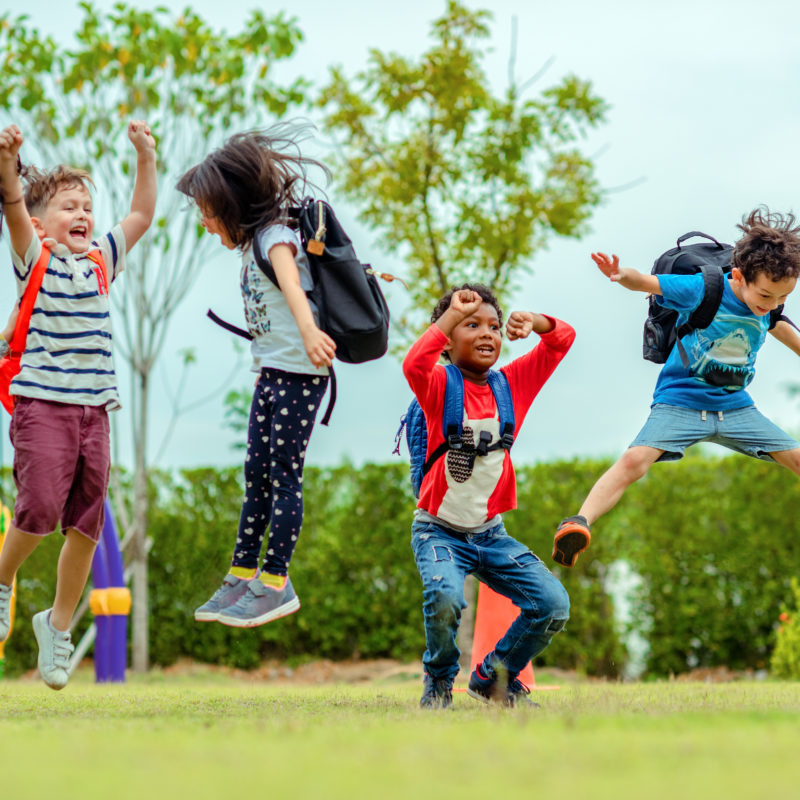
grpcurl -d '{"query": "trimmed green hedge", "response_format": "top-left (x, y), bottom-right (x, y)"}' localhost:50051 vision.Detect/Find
top-left (2, 455), bottom-right (798, 678)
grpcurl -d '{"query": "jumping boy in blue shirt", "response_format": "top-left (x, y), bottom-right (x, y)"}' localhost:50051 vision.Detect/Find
top-left (554, 208), bottom-right (800, 567)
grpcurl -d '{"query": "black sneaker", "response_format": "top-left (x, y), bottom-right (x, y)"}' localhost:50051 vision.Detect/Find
top-left (419, 673), bottom-right (453, 709)
top-left (468, 664), bottom-right (540, 708)
top-left (507, 676), bottom-right (540, 708)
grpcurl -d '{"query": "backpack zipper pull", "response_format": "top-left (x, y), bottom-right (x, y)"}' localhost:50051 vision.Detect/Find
top-left (307, 200), bottom-right (326, 256)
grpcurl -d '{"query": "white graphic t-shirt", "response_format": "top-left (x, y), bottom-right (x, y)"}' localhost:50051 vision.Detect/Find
top-left (240, 224), bottom-right (329, 377)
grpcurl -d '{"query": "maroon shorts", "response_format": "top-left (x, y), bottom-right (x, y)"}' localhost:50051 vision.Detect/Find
top-left (10, 397), bottom-right (110, 541)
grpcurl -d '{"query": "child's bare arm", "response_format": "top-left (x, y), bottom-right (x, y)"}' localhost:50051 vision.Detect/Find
top-left (119, 120), bottom-right (157, 253)
top-left (1, 305), bottom-right (18, 343)
top-left (506, 311), bottom-right (553, 340)
top-left (434, 289), bottom-right (483, 337)
top-left (0, 125), bottom-right (35, 261)
top-left (592, 252), bottom-right (661, 295)
top-left (270, 243), bottom-right (336, 368)
top-left (769, 319), bottom-right (800, 357)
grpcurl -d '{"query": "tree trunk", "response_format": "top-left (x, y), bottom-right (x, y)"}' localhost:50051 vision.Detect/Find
top-left (130, 368), bottom-right (149, 672)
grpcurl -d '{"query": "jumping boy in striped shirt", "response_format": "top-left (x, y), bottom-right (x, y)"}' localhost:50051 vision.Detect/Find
top-left (0, 121), bottom-right (156, 689)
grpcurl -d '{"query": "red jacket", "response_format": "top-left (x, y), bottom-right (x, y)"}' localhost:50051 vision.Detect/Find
top-left (402, 318), bottom-right (575, 528)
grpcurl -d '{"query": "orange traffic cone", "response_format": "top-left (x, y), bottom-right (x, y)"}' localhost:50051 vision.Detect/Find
top-left (471, 582), bottom-right (535, 685)
top-left (470, 582), bottom-right (559, 690)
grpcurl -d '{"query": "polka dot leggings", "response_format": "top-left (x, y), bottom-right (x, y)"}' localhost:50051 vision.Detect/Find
top-left (231, 367), bottom-right (328, 576)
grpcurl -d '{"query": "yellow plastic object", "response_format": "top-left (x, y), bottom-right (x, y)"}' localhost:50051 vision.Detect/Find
top-left (89, 588), bottom-right (109, 616)
top-left (106, 587), bottom-right (131, 615)
top-left (0, 503), bottom-right (17, 659)
top-left (89, 587), bottom-right (131, 616)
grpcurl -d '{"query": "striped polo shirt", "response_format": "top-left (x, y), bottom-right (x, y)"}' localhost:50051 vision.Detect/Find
top-left (10, 226), bottom-right (126, 410)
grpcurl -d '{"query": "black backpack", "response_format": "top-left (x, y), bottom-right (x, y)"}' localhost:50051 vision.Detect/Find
top-left (254, 198), bottom-right (390, 365)
top-left (643, 231), bottom-right (786, 367)
top-left (207, 197), bottom-right (390, 425)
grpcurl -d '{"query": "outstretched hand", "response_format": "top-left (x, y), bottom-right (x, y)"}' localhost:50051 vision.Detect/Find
top-left (591, 252), bottom-right (623, 281)
top-left (128, 120), bottom-right (156, 153)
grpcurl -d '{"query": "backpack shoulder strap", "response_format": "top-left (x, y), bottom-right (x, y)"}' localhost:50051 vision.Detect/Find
top-left (420, 363), bottom-right (464, 480)
top-left (674, 262), bottom-right (725, 368)
top-left (441, 363), bottom-right (464, 448)
top-left (486, 369), bottom-right (515, 449)
top-left (85, 248), bottom-right (109, 295)
top-left (8, 245), bottom-right (51, 356)
top-left (252, 231), bottom-right (281, 290)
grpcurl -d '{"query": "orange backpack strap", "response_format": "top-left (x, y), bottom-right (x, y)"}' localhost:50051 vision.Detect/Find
top-left (0, 245), bottom-right (51, 414)
top-left (8, 245), bottom-right (51, 358)
top-left (85, 248), bottom-right (108, 295)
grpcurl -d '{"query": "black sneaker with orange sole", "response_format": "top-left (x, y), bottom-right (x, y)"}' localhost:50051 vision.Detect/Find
top-left (553, 515), bottom-right (591, 567)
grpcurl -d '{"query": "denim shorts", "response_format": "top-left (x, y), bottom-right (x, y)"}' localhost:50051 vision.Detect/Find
top-left (630, 403), bottom-right (800, 462)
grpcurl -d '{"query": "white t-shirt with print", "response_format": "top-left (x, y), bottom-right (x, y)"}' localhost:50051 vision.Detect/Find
top-left (240, 224), bottom-right (329, 377)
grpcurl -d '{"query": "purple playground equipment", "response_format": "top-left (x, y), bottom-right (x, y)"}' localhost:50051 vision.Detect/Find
top-left (89, 499), bottom-right (130, 682)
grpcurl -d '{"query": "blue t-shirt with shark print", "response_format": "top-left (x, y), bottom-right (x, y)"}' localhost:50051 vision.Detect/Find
top-left (651, 273), bottom-right (769, 410)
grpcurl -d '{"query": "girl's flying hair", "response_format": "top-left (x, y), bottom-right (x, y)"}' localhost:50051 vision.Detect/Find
top-left (176, 122), bottom-right (330, 249)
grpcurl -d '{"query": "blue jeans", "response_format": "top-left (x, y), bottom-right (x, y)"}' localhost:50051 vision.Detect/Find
top-left (411, 518), bottom-right (570, 682)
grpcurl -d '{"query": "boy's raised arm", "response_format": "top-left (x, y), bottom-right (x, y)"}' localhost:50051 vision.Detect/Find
top-left (434, 289), bottom-right (483, 337)
top-left (119, 120), bottom-right (157, 253)
top-left (0, 125), bottom-right (36, 262)
top-left (592, 251), bottom-right (661, 295)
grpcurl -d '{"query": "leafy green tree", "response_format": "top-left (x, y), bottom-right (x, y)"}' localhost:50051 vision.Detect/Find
top-left (318, 0), bottom-right (608, 337)
top-left (0, 2), bottom-right (307, 669)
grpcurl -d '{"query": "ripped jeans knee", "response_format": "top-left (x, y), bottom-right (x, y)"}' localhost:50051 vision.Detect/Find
top-left (545, 615), bottom-right (569, 635)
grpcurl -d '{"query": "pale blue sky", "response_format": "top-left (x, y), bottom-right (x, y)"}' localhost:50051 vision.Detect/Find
top-left (2, 0), bottom-right (800, 472)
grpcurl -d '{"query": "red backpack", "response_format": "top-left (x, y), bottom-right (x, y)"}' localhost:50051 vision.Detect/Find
top-left (0, 245), bottom-right (106, 414)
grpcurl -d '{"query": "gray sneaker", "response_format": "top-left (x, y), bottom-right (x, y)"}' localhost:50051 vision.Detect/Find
top-left (0, 582), bottom-right (12, 641)
top-left (32, 609), bottom-right (74, 690)
top-left (217, 577), bottom-right (300, 628)
top-left (194, 574), bottom-right (251, 622)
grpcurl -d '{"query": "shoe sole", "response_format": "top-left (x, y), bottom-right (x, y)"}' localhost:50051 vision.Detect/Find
top-left (194, 611), bottom-right (220, 622)
top-left (217, 597), bottom-right (301, 628)
top-left (466, 687), bottom-right (491, 704)
top-left (32, 612), bottom-right (69, 691)
top-left (552, 525), bottom-right (591, 567)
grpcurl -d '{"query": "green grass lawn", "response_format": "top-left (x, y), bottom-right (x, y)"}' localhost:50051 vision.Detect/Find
top-left (2, 671), bottom-right (799, 799)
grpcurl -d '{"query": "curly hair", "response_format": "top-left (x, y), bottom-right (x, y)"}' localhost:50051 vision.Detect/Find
top-left (732, 207), bottom-right (800, 283)
top-left (430, 283), bottom-right (503, 362)
top-left (176, 122), bottom-right (330, 250)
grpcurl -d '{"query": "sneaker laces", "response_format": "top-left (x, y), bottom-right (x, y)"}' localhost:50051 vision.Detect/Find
top-left (508, 677), bottom-right (530, 696)
top-left (422, 674), bottom-right (452, 701)
top-left (434, 677), bottom-right (452, 699)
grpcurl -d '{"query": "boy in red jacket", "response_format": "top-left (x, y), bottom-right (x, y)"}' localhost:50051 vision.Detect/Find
top-left (403, 283), bottom-right (574, 708)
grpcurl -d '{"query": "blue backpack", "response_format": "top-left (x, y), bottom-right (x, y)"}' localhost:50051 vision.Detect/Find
top-left (394, 364), bottom-right (516, 497)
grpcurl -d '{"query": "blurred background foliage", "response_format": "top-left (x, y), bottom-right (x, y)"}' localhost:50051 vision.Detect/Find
top-left (2, 453), bottom-right (797, 678)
